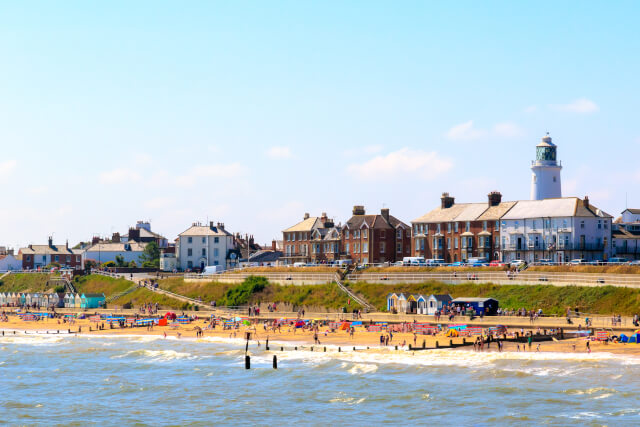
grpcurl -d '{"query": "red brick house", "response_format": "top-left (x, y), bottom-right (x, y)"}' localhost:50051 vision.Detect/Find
top-left (411, 192), bottom-right (515, 262)
top-left (342, 206), bottom-right (411, 265)
top-left (19, 237), bottom-right (83, 270)
top-left (282, 213), bottom-right (339, 264)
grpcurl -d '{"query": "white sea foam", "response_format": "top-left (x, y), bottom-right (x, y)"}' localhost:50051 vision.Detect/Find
top-left (112, 349), bottom-right (196, 362)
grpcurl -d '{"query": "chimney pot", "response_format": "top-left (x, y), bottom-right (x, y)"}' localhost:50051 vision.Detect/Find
top-left (381, 208), bottom-right (390, 222)
top-left (440, 193), bottom-right (455, 209)
top-left (353, 205), bottom-right (366, 215)
top-left (583, 196), bottom-right (589, 209)
top-left (304, 213), bottom-right (310, 220)
top-left (488, 191), bottom-right (502, 207)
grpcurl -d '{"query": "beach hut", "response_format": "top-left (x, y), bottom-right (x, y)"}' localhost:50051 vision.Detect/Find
top-left (19, 293), bottom-right (27, 306)
top-left (49, 293), bottom-right (60, 308)
top-left (74, 294), bottom-right (82, 309)
top-left (407, 294), bottom-right (419, 314)
top-left (397, 293), bottom-right (408, 314)
top-left (81, 293), bottom-right (105, 309)
top-left (427, 294), bottom-right (453, 315)
top-left (63, 293), bottom-right (72, 308)
top-left (0, 292), bottom-right (6, 306)
top-left (416, 295), bottom-right (428, 315)
top-left (386, 293), bottom-right (399, 312)
top-left (451, 297), bottom-right (499, 316)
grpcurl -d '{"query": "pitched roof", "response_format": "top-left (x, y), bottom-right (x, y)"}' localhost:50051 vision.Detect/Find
top-left (248, 250), bottom-right (282, 263)
top-left (20, 245), bottom-right (74, 255)
top-left (476, 201), bottom-right (517, 221)
top-left (412, 203), bottom-right (476, 223)
top-left (179, 225), bottom-right (232, 237)
top-left (85, 242), bottom-right (147, 252)
top-left (345, 214), bottom-right (408, 230)
top-left (502, 198), bottom-right (612, 220)
top-left (622, 209), bottom-right (640, 214)
top-left (283, 217), bottom-right (320, 233)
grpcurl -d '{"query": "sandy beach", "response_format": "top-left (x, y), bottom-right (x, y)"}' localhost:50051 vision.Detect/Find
top-left (3, 314), bottom-right (640, 357)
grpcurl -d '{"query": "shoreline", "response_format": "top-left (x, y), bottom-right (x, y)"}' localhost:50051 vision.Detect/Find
top-left (3, 316), bottom-right (640, 358)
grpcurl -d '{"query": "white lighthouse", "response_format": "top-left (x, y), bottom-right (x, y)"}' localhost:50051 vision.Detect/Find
top-left (530, 133), bottom-right (562, 200)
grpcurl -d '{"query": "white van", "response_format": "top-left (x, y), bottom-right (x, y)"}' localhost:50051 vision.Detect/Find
top-left (202, 265), bottom-right (223, 275)
top-left (403, 256), bottom-right (426, 266)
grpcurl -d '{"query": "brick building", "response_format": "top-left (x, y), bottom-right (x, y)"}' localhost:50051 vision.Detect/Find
top-left (342, 206), bottom-right (411, 265)
top-left (412, 192), bottom-right (514, 263)
top-left (282, 213), bottom-right (338, 264)
top-left (19, 237), bottom-right (83, 270)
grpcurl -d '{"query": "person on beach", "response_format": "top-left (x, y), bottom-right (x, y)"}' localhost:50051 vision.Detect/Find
top-left (536, 344), bottom-right (540, 352)
top-left (586, 340), bottom-right (591, 353)
top-left (516, 344), bottom-right (520, 352)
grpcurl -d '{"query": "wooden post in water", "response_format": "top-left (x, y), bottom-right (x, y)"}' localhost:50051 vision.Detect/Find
top-left (435, 341), bottom-right (439, 348)
top-left (273, 355), bottom-right (277, 369)
top-left (245, 355), bottom-right (250, 370)
top-left (449, 339), bottom-right (453, 347)
top-left (422, 339), bottom-right (426, 349)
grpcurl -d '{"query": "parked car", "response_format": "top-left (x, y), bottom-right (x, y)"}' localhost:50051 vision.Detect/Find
top-left (537, 259), bottom-right (553, 265)
top-left (568, 259), bottom-right (587, 265)
top-left (489, 260), bottom-right (505, 267)
top-left (425, 259), bottom-right (446, 266)
top-left (628, 260), bottom-right (640, 266)
top-left (450, 261), bottom-right (465, 267)
top-left (402, 256), bottom-right (427, 266)
top-left (608, 257), bottom-right (627, 264)
top-left (468, 257), bottom-right (489, 267)
top-left (510, 259), bottom-right (525, 268)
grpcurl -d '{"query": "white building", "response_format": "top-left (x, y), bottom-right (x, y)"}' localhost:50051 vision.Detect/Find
top-left (531, 133), bottom-right (562, 200)
top-left (0, 254), bottom-right (22, 271)
top-left (83, 242), bottom-right (147, 266)
top-left (160, 251), bottom-right (177, 272)
top-left (500, 197), bottom-right (612, 263)
top-left (177, 222), bottom-right (236, 271)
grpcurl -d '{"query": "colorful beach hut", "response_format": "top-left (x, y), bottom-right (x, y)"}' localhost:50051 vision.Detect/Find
top-left (407, 294), bottom-right (419, 314)
top-left (451, 297), bottom-right (499, 316)
top-left (397, 294), bottom-right (408, 314)
top-left (426, 294), bottom-right (453, 315)
top-left (416, 295), bottom-right (427, 314)
top-left (386, 293), bottom-right (399, 312)
top-left (81, 293), bottom-right (105, 309)
top-left (74, 294), bottom-right (82, 308)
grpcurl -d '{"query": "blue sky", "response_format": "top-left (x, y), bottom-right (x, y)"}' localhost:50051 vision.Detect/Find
top-left (1, 1), bottom-right (639, 248)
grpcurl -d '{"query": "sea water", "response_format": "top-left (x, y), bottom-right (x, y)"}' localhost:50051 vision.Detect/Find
top-left (1, 332), bottom-right (639, 426)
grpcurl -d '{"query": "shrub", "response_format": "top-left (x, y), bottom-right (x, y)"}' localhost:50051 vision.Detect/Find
top-left (102, 261), bottom-right (116, 268)
top-left (219, 276), bottom-right (268, 307)
top-left (54, 285), bottom-right (66, 293)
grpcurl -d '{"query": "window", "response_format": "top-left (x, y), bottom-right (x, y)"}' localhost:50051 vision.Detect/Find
top-left (380, 242), bottom-right (386, 253)
top-left (483, 221), bottom-right (487, 231)
top-left (397, 242), bottom-right (402, 253)
top-left (437, 224), bottom-right (441, 234)
top-left (214, 248), bottom-right (219, 257)
top-left (188, 237), bottom-right (193, 244)
top-left (55, 255), bottom-right (59, 262)
top-left (502, 236), bottom-right (506, 248)
top-left (26, 255), bottom-right (31, 261)
top-left (187, 249), bottom-right (193, 256)
top-left (532, 220), bottom-right (537, 230)
top-left (214, 237), bottom-right (219, 243)
top-left (345, 243), bottom-right (350, 252)
top-left (448, 223), bottom-right (452, 233)
top-left (381, 230), bottom-right (386, 239)
top-left (455, 222), bottom-right (459, 233)
top-left (76, 256), bottom-right (81, 262)
top-left (397, 229), bottom-right (402, 239)
top-left (415, 239), bottom-right (420, 251)
top-left (66, 256), bottom-right (71, 263)
top-left (420, 239), bottom-right (425, 251)
top-left (454, 237), bottom-right (459, 249)
top-left (42, 255), bottom-right (46, 262)
top-left (468, 237), bottom-right (473, 248)
top-left (363, 229), bottom-right (368, 239)
top-left (515, 221), bottom-right (519, 228)
top-left (363, 243), bottom-right (368, 253)
top-left (201, 248), bottom-right (206, 256)
top-left (187, 261), bottom-right (193, 268)
top-left (447, 238), bottom-right (451, 249)
top-left (495, 236), bottom-right (499, 247)
top-left (581, 221), bottom-right (585, 229)
top-left (495, 220), bottom-right (499, 229)
top-left (604, 221), bottom-right (608, 229)
top-left (355, 243), bottom-right (360, 253)
top-left (598, 220), bottom-right (602, 229)
top-left (465, 222), bottom-right (470, 232)
top-left (202, 237), bottom-right (206, 244)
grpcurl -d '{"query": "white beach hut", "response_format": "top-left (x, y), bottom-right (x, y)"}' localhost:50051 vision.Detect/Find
top-left (64, 293), bottom-right (73, 308)
top-left (0, 292), bottom-right (6, 306)
top-left (74, 294), bottom-right (82, 308)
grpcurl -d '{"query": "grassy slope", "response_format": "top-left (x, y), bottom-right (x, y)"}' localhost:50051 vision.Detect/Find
top-left (350, 281), bottom-right (640, 315)
top-left (74, 275), bottom-right (133, 296)
top-left (0, 274), bottom-right (52, 293)
top-left (110, 288), bottom-right (191, 310)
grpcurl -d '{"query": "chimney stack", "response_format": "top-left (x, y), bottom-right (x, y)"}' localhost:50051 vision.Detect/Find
top-left (92, 236), bottom-right (100, 245)
top-left (353, 205), bottom-right (366, 215)
top-left (272, 240), bottom-right (277, 251)
top-left (583, 196), bottom-right (589, 209)
top-left (304, 213), bottom-right (310, 220)
top-left (488, 191), bottom-right (502, 207)
top-left (441, 193), bottom-right (455, 209)
top-left (381, 208), bottom-right (390, 222)
top-left (48, 236), bottom-right (53, 248)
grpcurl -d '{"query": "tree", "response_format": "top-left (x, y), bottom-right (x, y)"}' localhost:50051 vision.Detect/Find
top-left (139, 241), bottom-right (160, 268)
top-left (115, 255), bottom-right (126, 267)
top-left (128, 260), bottom-right (137, 268)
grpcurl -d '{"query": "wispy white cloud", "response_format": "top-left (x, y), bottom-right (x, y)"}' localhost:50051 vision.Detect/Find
top-left (550, 98), bottom-right (599, 114)
top-left (347, 148), bottom-right (453, 181)
top-left (493, 122), bottom-right (524, 138)
top-left (0, 159), bottom-right (17, 178)
top-left (176, 163), bottom-right (247, 186)
top-left (445, 120), bottom-right (487, 141)
top-left (99, 168), bottom-right (141, 184)
top-left (266, 146), bottom-right (293, 159)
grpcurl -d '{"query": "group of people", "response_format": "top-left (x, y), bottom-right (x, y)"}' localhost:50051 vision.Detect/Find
top-left (139, 302), bottom-right (159, 315)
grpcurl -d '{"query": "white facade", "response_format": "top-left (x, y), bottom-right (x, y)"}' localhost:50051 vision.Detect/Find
top-left (621, 209), bottom-right (640, 224)
top-left (160, 253), bottom-right (177, 272)
top-left (177, 222), bottom-right (235, 271)
top-left (500, 198), bottom-right (612, 263)
top-left (83, 242), bottom-right (147, 265)
top-left (0, 255), bottom-right (22, 271)
top-left (530, 134), bottom-right (562, 200)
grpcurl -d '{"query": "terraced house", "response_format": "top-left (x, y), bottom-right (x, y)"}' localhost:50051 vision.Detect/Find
top-left (282, 213), bottom-right (339, 264)
top-left (342, 206), bottom-right (411, 265)
top-left (412, 192), bottom-right (513, 263)
top-left (19, 237), bottom-right (82, 271)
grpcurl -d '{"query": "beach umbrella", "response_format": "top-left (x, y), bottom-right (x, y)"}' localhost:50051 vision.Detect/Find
top-left (243, 320), bottom-right (251, 326)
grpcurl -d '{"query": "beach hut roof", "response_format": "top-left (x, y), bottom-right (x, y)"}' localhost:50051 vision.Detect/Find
top-left (416, 295), bottom-right (427, 302)
top-left (430, 294), bottom-right (453, 303)
top-left (397, 293), bottom-right (407, 300)
top-left (452, 297), bottom-right (498, 303)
